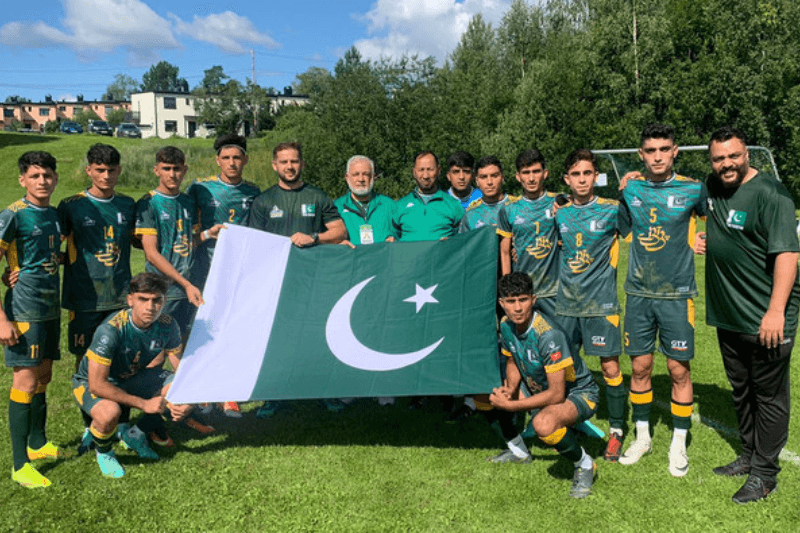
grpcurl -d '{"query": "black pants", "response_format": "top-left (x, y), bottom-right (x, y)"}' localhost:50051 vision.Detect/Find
top-left (717, 328), bottom-right (793, 481)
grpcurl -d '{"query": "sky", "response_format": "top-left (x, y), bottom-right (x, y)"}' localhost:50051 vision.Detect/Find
top-left (0, 0), bottom-right (514, 103)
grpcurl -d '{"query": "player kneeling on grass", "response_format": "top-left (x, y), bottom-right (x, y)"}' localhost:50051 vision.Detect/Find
top-left (71, 272), bottom-right (192, 478)
top-left (490, 272), bottom-right (600, 499)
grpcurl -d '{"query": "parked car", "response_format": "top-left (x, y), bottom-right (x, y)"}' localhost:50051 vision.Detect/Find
top-left (116, 123), bottom-right (141, 139)
top-left (60, 121), bottom-right (83, 134)
top-left (88, 120), bottom-right (113, 136)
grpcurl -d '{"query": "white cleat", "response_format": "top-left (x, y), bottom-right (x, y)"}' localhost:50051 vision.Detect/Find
top-left (619, 438), bottom-right (652, 465)
top-left (668, 444), bottom-right (689, 477)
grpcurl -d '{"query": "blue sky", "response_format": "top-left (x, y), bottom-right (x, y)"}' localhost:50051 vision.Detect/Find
top-left (0, 0), bottom-right (513, 102)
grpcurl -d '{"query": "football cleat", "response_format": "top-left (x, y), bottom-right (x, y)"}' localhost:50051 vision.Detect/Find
top-left (256, 401), bottom-right (278, 419)
top-left (222, 401), bottom-right (242, 418)
top-left (77, 427), bottom-right (95, 456)
top-left (487, 450), bottom-right (532, 464)
top-left (96, 450), bottom-right (125, 478)
top-left (149, 426), bottom-right (175, 448)
top-left (122, 426), bottom-right (158, 459)
top-left (12, 463), bottom-right (51, 488)
top-left (668, 443), bottom-right (689, 477)
top-left (713, 455), bottom-right (751, 477)
top-left (603, 433), bottom-right (623, 463)
top-left (732, 475), bottom-right (776, 504)
top-left (27, 441), bottom-right (59, 461)
top-left (570, 461), bottom-right (597, 499)
top-left (619, 438), bottom-right (652, 465)
top-left (116, 422), bottom-right (131, 449)
top-left (183, 414), bottom-right (216, 434)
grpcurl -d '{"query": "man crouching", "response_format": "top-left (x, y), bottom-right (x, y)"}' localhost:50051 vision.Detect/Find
top-left (71, 272), bottom-right (192, 478)
top-left (490, 272), bottom-right (600, 499)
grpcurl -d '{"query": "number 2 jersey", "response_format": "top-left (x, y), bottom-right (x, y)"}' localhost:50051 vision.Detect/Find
top-left (554, 197), bottom-right (629, 317)
top-left (0, 199), bottom-right (61, 322)
top-left (58, 191), bottom-right (136, 312)
top-left (499, 313), bottom-right (597, 397)
top-left (620, 175), bottom-right (707, 299)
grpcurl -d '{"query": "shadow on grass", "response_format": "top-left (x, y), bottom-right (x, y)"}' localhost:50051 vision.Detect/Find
top-left (0, 132), bottom-right (60, 148)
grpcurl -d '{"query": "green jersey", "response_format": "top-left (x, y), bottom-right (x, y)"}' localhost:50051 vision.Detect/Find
top-left (75, 308), bottom-right (182, 384)
top-left (134, 191), bottom-right (198, 301)
top-left (554, 197), bottom-right (629, 317)
top-left (392, 189), bottom-right (464, 242)
top-left (621, 175), bottom-right (707, 299)
top-left (0, 199), bottom-right (61, 322)
top-left (499, 313), bottom-right (597, 397)
top-left (186, 176), bottom-right (260, 281)
top-left (333, 192), bottom-right (395, 245)
top-left (706, 171), bottom-right (800, 335)
top-left (459, 195), bottom-right (514, 232)
top-left (497, 193), bottom-right (560, 299)
top-left (246, 183), bottom-right (340, 237)
top-left (58, 191), bottom-right (136, 312)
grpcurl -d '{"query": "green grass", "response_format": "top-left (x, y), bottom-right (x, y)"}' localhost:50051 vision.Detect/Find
top-left (1, 132), bottom-right (799, 532)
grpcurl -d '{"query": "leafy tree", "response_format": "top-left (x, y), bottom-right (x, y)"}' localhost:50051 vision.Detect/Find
top-left (73, 109), bottom-right (101, 130)
top-left (199, 66), bottom-right (229, 91)
top-left (194, 79), bottom-right (275, 136)
top-left (4, 95), bottom-right (30, 103)
top-left (106, 108), bottom-right (128, 127)
top-left (141, 61), bottom-right (188, 93)
top-left (292, 67), bottom-right (332, 96)
top-left (44, 120), bottom-right (59, 134)
top-left (105, 74), bottom-right (140, 100)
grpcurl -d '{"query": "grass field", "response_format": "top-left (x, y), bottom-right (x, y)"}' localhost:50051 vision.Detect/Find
top-left (1, 132), bottom-right (799, 532)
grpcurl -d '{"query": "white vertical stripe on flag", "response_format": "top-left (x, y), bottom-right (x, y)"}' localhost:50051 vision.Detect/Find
top-left (167, 225), bottom-right (291, 403)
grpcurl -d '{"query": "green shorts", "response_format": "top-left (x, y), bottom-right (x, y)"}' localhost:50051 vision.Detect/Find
top-left (567, 388), bottom-right (600, 424)
top-left (164, 298), bottom-right (196, 340)
top-left (4, 319), bottom-right (61, 368)
top-left (68, 310), bottom-right (118, 356)
top-left (72, 368), bottom-right (174, 416)
top-left (624, 295), bottom-right (695, 361)
top-left (557, 314), bottom-right (622, 358)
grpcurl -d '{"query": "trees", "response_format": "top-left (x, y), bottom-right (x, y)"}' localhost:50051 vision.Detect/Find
top-left (105, 108), bottom-right (128, 127)
top-left (194, 78), bottom-right (275, 136)
top-left (73, 109), bottom-right (101, 130)
top-left (140, 61), bottom-right (188, 93)
top-left (105, 74), bottom-right (139, 100)
top-left (199, 66), bottom-right (229, 92)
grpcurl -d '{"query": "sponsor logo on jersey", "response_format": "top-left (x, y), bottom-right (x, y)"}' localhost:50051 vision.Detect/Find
top-left (95, 242), bottom-right (121, 267)
top-left (637, 226), bottom-right (670, 251)
top-left (560, 223), bottom-right (569, 233)
top-left (172, 235), bottom-right (191, 257)
top-left (301, 204), bottom-right (316, 217)
top-left (269, 205), bottom-right (284, 218)
top-left (82, 216), bottom-right (96, 227)
top-left (150, 340), bottom-right (163, 351)
top-left (591, 336), bottom-right (606, 347)
top-left (43, 252), bottom-right (60, 275)
top-left (406, 202), bottom-right (415, 208)
top-left (514, 215), bottom-right (526, 225)
top-left (527, 236), bottom-right (554, 259)
top-left (668, 195), bottom-right (688, 209)
top-left (567, 250), bottom-right (594, 273)
top-left (590, 220), bottom-right (607, 232)
top-left (630, 197), bottom-right (642, 207)
top-left (208, 199), bottom-right (221, 208)
top-left (671, 340), bottom-right (689, 351)
top-left (726, 209), bottom-right (747, 230)
top-left (31, 225), bottom-right (42, 236)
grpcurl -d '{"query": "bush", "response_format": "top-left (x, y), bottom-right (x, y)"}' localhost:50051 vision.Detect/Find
top-left (44, 120), bottom-right (59, 134)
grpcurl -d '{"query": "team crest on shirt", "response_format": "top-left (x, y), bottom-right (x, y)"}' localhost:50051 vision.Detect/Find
top-left (590, 220), bottom-right (607, 232)
top-left (208, 199), bottom-right (221, 208)
top-left (301, 204), bottom-right (316, 217)
top-left (269, 205), bottom-right (284, 218)
top-left (568, 250), bottom-right (594, 274)
top-left (82, 216), bottom-right (96, 227)
top-left (406, 202), bottom-right (415, 208)
top-left (637, 226), bottom-right (670, 251)
top-left (560, 223), bottom-right (569, 233)
top-left (545, 209), bottom-right (554, 219)
top-left (173, 235), bottom-right (191, 257)
top-left (726, 209), bottom-right (747, 230)
top-left (118, 213), bottom-right (126, 224)
top-left (475, 220), bottom-right (486, 228)
top-left (43, 252), bottom-right (59, 275)
top-left (95, 242), bottom-right (121, 267)
top-left (668, 195), bottom-right (687, 208)
top-left (527, 236), bottom-right (554, 259)
top-left (550, 351), bottom-right (562, 362)
top-left (149, 340), bottom-right (163, 351)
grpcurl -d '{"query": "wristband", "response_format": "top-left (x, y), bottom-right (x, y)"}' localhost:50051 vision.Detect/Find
top-left (202, 230), bottom-right (210, 241)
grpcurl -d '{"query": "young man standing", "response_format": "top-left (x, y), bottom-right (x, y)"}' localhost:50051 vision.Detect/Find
top-left (186, 134), bottom-right (259, 418)
top-left (554, 149), bottom-right (629, 466)
top-left (617, 125), bottom-right (707, 477)
top-left (1, 152), bottom-right (61, 488)
top-left (490, 272), bottom-right (600, 499)
top-left (497, 149), bottom-right (561, 319)
top-left (459, 155), bottom-right (512, 232)
top-left (71, 273), bottom-right (192, 478)
top-left (445, 151), bottom-right (481, 209)
top-left (58, 144), bottom-right (137, 446)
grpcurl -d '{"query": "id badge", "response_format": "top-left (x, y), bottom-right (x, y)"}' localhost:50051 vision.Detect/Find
top-left (359, 224), bottom-right (374, 245)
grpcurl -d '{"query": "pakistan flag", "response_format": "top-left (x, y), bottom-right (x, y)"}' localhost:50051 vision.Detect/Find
top-left (168, 225), bottom-right (501, 403)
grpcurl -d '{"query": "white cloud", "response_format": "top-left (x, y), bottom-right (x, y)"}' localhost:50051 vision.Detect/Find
top-left (0, 0), bottom-right (279, 61)
top-left (171, 11), bottom-right (280, 54)
top-left (353, 0), bottom-right (511, 62)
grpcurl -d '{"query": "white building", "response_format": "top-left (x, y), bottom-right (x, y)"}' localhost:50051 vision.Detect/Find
top-left (131, 90), bottom-right (309, 139)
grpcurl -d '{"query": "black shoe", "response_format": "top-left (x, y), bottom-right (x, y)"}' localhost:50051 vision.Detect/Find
top-left (446, 404), bottom-right (477, 424)
top-left (731, 475), bottom-right (776, 504)
top-left (713, 455), bottom-right (751, 477)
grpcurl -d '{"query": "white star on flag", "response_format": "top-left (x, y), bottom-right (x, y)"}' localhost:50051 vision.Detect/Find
top-left (404, 284), bottom-right (439, 313)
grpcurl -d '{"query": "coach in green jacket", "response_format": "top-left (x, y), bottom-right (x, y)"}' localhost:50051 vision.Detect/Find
top-left (334, 156), bottom-right (395, 246)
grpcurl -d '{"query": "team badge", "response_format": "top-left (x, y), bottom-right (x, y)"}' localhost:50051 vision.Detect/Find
top-left (32, 225), bottom-right (42, 236)
top-left (590, 220), bottom-right (607, 232)
top-left (160, 212), bottom-right (171, 220)
top-left (82, 216), bottom-right (96, 227)
top-left (667, 195), bottom-right (687, 208)
top-left (514, 215), bottom-right (526, 225)
top-left (269, 205), bottom-right (284, 218)
top-left (301, 204), bottom-right (316, 217)
top-left (630, 197), bottom-right (642, 207)
top-left (726, 209), bottom-right (747, 230)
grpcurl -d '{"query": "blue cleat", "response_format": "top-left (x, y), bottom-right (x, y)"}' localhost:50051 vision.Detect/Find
top-left (96, 450), bottom-right (125, 478)
top-left (77, 428), bottom-right (95, 456)
top-left (120, 425), bottom-right (158, 459)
